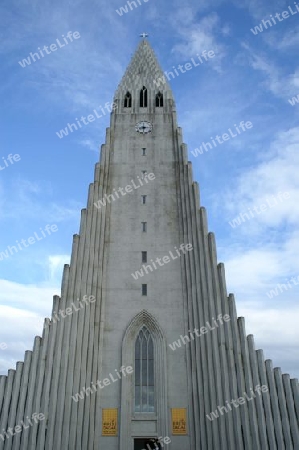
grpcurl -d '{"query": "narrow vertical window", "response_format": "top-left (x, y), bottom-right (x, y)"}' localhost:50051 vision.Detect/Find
top-left (135, 327), bottom-right (154, 412)
top-left (124, 91), bottom-right (132, 108)
top-left (142, 251), bottom-right (147, 263)
top-left (142, 222), bottom-right (147, 232)
top-left (140, 86), bottom-right (148, 107)
top-left (142, 284), bottom-right (147, 296)
top-left (155, 92), bottom-right (163, 107)
top-left (141, 170), bottom-right (147, 178)
top-left (142, 195), bottom-right (147, 204)
top-left (142, 148), bottom-right (146, 156)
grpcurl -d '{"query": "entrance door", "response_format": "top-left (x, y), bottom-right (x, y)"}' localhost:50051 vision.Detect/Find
top-left (134, 439), bottom-right (148, 450)
top-left (134, 439), bottom-right (161, 450)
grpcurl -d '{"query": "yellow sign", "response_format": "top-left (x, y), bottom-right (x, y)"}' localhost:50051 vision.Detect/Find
top-left (172, 408), bottom-right (187, 435)
top-left (102, 409), bottom-right (118, 436)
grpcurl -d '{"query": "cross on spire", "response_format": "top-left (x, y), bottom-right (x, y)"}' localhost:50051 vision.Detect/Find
top-left (140, 32), bottom-right (149, 39)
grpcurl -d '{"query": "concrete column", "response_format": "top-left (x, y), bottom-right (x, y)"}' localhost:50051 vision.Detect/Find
top-left (247, 335), bottom-right (268, 449)
top-left (52, 264), bottom-right (70, 449)
top-left (283, 374), bottom-right (299, 447)
top-left (291, 378), bottom-right (299, 419)
top-left (27, 335), bottom-right (44, 449)
top-left (79, 194), bottom-right (96, 449)
top-left (4, 362), bottom-right (23, 450)
top-left (184, 176), bottom-right (205, 449)
top-left (70, 209), bottom-right (90, 450)
top-left (208, 232), bottom-right (235, 449)
top-left (218, 273), bottom-right (244, 450)
top-left (91, 177), bottom-right (106, 449)
top-left (199, 207), bottom-right (221, 449)
top-left (265, 360), bottom-right (285, 449)
top-left (238, 319), bottom-right (260, 449)
top-left (94, 142), bottom-right (115, 448)
top-left (274, 368), bottom-right (292, 448)
top-left (60, 233), bottom-right (80, 449)
top-left (228, 300), bottom-right (252, 449)
top-left (0, 376), bottom-right (7, 416)
top-left (256, 350), bottom-right (277, 449)
top-left (188, 182), bottom-right (206, 449)
top-left (82, 183), bottom-right (99, 449)
top-left (45, 295), bottom-right (66, 450)
top-left (12, 351), bottom-right (32, 450)
top-left (0, 370), bottom-right (15, 450)
top-left (36, 299), bottom-right (59, 449)
top-left (87, 181), bottom-right (106, 450)
top-left (181, 165), bottom-right (208, 449)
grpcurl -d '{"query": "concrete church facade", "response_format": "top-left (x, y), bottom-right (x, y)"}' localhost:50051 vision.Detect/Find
top-left (0, 39), bottom-right (299, 450)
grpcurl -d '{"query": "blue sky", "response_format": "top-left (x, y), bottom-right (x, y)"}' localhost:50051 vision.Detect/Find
top-left (0, 0), bottom-right (299, 378)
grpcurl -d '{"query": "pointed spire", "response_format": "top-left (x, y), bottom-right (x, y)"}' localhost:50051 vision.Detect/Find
top-left (114, 40), bottom-right (173, 100)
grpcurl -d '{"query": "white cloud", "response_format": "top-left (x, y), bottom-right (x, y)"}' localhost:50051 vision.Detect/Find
top-left (266, 27), bottom-right (299, 50)
top-left (213, 125), bottom-right (299, 378)
top-left (242, 43), bottom-right (299, 100)
top-left (236, 304), bottom-right (299, 378)
top-left (0, 279), bottom-right (58, 313)
top-left (0, 278), bottom-right (60, 374)
top-left (48, 254), bottom-right (70, 282)
top-left (79, 139), bottom-right (100, 153)
top-left (172, 13), bottom-right (227, 70)
top-left (223, 126), bottom-right (299, 231)
top-left (0, 177), bottom-right (81, 222)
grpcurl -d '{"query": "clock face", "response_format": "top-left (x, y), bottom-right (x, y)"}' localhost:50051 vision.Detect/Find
top-left (135, 121), bottom-right (153, 134)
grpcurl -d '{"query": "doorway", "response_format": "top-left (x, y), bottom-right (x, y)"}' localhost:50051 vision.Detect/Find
top-left (134, 438), bottom-right (161, 450)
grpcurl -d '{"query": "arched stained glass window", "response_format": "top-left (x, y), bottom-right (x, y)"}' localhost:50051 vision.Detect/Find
top-left (155, 92), bottom-right (163, 107)
top-left (135, 326), bottom-right (154, 412)
top-left (124, 91), bottom-right (132, 107)
top-left (140, 86), bottom-right (148, 107)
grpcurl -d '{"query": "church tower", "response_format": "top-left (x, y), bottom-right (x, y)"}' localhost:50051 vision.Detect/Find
top-left (0, 38), bottom-right (299, 450)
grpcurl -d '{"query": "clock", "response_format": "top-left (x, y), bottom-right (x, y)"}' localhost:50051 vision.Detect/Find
top-left (135, 121), bottom-right (153, 134)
